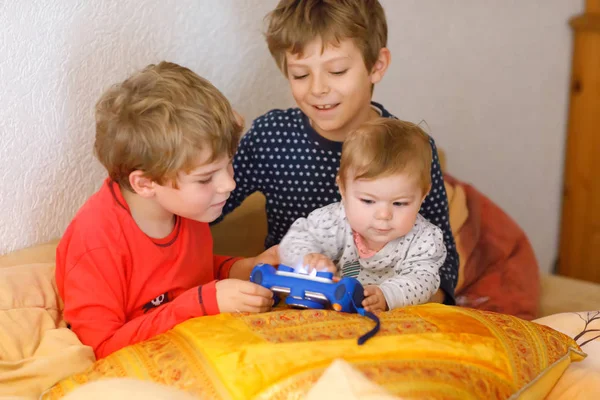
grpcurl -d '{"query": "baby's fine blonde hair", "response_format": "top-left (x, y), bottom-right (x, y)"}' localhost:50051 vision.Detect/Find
top-left (94, 61), bottom-right (242, 191)
top-left (265, 0), bottom-right (388, 75)
top-left (339, 118), bottom-right (432, 194)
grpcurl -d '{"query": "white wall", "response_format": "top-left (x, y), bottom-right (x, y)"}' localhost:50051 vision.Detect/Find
top-left (375, 0), bottom-right (583, 273)
top-left (0, 0), bottom-right (584, 273)
top-left (0, 0), bottom-right (293, 256)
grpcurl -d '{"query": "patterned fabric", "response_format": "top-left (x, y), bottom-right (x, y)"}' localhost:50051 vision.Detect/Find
top-left (43, 304), bottom-right (585, 400)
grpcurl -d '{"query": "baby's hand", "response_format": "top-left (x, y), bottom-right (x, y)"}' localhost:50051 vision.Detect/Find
top-left (303, 253), bottom-right (337, 274)
top-left (362, 285), bottom-right (388, 312)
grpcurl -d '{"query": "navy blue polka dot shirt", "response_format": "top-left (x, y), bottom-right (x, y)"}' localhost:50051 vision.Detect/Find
top-left (219, 102), bottom-right (459, 304)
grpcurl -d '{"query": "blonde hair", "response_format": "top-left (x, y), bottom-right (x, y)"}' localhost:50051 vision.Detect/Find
top-left (339, 118), bottom-right (432, 194)
top-left (94, 61), bottom-right (242, 191)
top-left (265, 0), bottom-right (388, 75)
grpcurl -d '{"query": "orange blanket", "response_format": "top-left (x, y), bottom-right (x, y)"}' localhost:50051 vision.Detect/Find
top-left (445, 174), bottom-right (540, 320)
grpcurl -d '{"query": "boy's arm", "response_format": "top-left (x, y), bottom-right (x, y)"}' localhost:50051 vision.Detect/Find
top-left (61, 248), bottom-right (219, 359)
top-left (379, 226), bottom-right (446, 310)
top-left (224, 245), bottom-right (280, 280)
top-left (213, 255), bottom-right (242, 280)
top-left (213, 124), bottom-right (260, 224)
top-left (420, 138), bottom-right (459, 305)
top-left (279, 205), bottom-right (342, 267)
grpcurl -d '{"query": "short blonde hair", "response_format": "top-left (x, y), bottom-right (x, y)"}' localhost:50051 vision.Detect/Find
top-left (339, 118), bottom-right (432, 194)
top-left (265, 0), bottom-right (387, 75)
top-left (94, 61), bottom-right (242, 191)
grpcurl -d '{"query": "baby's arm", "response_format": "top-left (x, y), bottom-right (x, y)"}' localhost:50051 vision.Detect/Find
top-left (379, 224), bottom-right (447, 310)
top-left (279, 204), bottom-right (343, 270)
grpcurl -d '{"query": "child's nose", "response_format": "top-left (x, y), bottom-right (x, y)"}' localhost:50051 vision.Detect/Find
top-left (375, 206), bottom-right (393, 220)
top-left (310, 74), bottom-right (329, 96)
top-left (216, 171), bottom-right (236, 193)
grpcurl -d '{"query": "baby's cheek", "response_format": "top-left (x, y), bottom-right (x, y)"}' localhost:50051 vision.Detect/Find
top-left (396, 211), bottom-right (419, 234)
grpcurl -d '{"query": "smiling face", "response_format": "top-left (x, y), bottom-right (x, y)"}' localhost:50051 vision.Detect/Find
top-left (285, 38), bottom-right (388, 141)
top-left (152, 150), bottom-right (236, 223)
top-left (340, 172), bottom-right (428, 251)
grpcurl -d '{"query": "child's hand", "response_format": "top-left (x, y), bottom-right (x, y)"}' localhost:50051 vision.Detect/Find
top-left (228, 245), bottom-right (280, 280)
top-left (362, 285), bottom-right (388, 312)
top-left (216, 279), bottom-right (274, 313)
top-left (303, 253), bottom-right (337, 273)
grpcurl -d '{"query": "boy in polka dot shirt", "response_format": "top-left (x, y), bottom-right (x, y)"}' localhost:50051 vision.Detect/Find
top-left (279, 118), bottom-right (446, 312)
top-left (220, 0), bottom-right (459, 305)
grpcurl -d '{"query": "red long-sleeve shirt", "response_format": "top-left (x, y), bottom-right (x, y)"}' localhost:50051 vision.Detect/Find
top-left (56, 179), bottom-right (239, 359)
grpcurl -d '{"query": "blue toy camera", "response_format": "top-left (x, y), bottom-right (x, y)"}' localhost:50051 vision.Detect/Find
top-left (249, 263), bottom-right (380, 344)
top-left (250, 263), bottom-right (365, 312)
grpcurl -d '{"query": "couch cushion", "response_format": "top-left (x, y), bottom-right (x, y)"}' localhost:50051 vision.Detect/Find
top-left (0, 262), bottom-right (94, 397)
top-left (45, 304), bottom-right (584, 400)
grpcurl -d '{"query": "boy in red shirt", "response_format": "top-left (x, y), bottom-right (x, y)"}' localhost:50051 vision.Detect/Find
top-left (56, 61), bottom-right (277, 359)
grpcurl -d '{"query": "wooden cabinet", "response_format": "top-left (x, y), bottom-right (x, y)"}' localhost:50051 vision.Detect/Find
top-left (558, 0), bottom-right (600, 282)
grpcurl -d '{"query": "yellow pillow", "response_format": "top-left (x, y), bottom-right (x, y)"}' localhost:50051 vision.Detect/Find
top-left (43, 304), bottom-right (585, 400)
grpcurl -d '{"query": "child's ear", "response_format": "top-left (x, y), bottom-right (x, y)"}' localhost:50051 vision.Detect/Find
top-left (369, 47), bottom-right (391, 85)
top-left (129, 171), bottom-right (156, 198)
